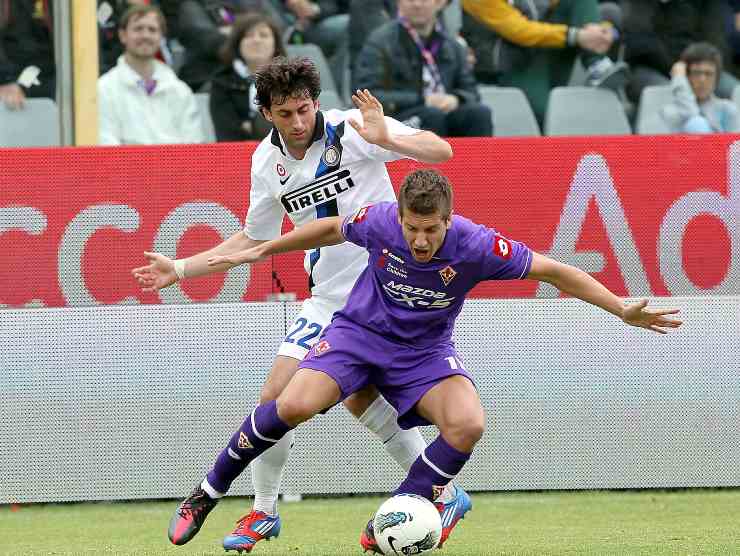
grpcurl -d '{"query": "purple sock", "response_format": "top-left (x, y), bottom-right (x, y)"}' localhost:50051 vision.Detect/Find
top-left (393, 435), bottom-right (471, 501)
top-left (206, 400), bottom-right (293, 494)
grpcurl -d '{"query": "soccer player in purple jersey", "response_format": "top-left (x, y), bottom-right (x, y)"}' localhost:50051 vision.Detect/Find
top-left (206, 168), bottom-right (683, 551)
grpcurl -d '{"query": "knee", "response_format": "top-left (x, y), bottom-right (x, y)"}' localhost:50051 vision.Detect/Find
top-left (443, 413), bottom-right (485, 452)
top-left (276, 396), bottom-right (316, 427)
top-left (458, 103), bottom-right (493, 136)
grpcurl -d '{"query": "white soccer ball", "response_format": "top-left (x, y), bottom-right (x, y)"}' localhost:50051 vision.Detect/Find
top-left (373, 494), bottom-right (442, 555)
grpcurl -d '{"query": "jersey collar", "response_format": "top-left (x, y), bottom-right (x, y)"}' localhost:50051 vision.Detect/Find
top-left (269, 110), bottom-right (326, 158)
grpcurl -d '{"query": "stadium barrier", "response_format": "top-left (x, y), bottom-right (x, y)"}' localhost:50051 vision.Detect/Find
top-left (1, 136), bottom-right (738, 502)
top-left (1, 135), bottom-right (738, 308)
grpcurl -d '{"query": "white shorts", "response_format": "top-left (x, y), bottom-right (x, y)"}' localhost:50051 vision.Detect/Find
top-left (277, 296), bottom-right (345, 361)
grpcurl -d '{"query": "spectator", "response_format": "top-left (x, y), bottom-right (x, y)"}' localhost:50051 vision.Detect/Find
top-left (209, 12), bottom-right (286, 141)
top-left (354, 0), bottom-right (492, 137)
top-left (461, 0), bottom-right (629, 123)
top-left (0, 0), bottom-right (55, 110)
top-left (282, 0), bottom-right (350, 93)
top-left (98, 5), bottom-right (204, 145)
top-left (661, 42), bottom-right (740, 133)
top-left (176, 1), bottom-right (285, 92)
top-left (622, 0), bottom-right (737, 102)
top-left (349, 0), bottom-right (396, 71)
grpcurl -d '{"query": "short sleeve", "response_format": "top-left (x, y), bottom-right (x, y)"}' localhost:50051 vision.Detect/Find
top-left (481, 230), bottom-right (533, 280)
top-left (243, 172), bottom-right (284, 240)
top-left (341, 204), bottom-right (380, 249)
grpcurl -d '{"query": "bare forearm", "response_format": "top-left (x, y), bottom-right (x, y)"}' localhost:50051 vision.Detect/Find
top-left (547, 264), bottom-right (625, 318)
top-left (255, 217), bottom-right (345, 258)
top-left (182, 231), bottom-right (263, 277)
top-left (381, 131), bottom-right (453, 163)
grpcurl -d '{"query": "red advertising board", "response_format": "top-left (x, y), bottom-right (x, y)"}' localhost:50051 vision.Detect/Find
top-left (0, 135), bottom-right (737, 308)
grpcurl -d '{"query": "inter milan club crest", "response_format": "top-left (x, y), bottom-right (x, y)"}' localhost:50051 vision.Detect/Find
top-left (314, 339), bottom-right (331, 356)
top-left (439, 265), bottom-right (457, 286)
top-left (322, 145), bottom-right (341, 167)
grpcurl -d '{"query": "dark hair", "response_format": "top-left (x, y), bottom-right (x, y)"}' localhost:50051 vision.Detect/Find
top-left (681, 42), bottom-right (722, 74)
top-left (119, 5), bottom-right (167, 36)
top-left (398, 169), bottom-right (453, 220)
top-left (254, 57), bottom-right (321, 110)
top-left (219, 13), bottom-right (286, 65)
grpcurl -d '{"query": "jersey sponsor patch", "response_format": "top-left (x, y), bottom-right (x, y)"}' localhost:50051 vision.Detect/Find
top-left (493, 235), bottom-right (513, 259)
top-left (350, 204), bottom-right (372, 223)
top-left (280, 169), bottom-right (355, 213)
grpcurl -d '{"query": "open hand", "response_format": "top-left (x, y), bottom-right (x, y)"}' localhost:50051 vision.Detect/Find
top-left (131, 251), bottom-right (178, 292)
top-left (348, 89), bottom-right (390, 147)
top-left (622, 299), bottom-right (682, 334)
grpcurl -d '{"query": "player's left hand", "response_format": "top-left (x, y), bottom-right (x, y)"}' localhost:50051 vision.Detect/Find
top-left (348, 89), bottom-right (391, 147)
top-left (622, 299), bottom-right (683, 334)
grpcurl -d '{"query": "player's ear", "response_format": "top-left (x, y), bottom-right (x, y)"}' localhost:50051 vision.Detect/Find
top-left (261, 107), bottom-right (273, 122)
top-left (445, 211), bottom-right (453, 229)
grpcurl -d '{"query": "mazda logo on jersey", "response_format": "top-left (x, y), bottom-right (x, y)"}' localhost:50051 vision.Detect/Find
top-left (280, 169), bottom-right (356, 213)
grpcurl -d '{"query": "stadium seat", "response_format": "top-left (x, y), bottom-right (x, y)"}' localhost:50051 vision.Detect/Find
top-left (732, 84), bottom-right (740, 110)
top-left (441, 0), bottom-right (462, 37)
top-left (544, 86), bottom-right (631, 136)
top-left (318, 89), bottom-right (346, 111)
top-left (286, 43), bottom-right (338, 93)
top-left (478, 86), bottom-right (540, 136)
top-left (194, 93), bottom-right (216, 143)
top-left (635, 85), bottom-right (673, 135)
top-left (0, 98), bottom-right (60, 147)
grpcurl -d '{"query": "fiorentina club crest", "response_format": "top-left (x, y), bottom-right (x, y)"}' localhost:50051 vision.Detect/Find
top-left (313, 340), bottom-right (331, 356)
top-left (439, 265), bottom-right (457, 286)
top-left (238, 431), bottom-right (252, 449)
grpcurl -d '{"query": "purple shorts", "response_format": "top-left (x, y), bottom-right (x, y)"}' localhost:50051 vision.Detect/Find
top-left (298, 317), bottom-right (475, 429)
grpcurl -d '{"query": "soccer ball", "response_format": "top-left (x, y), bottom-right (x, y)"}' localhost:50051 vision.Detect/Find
top-left (373, 494), bottom-right (442, 555)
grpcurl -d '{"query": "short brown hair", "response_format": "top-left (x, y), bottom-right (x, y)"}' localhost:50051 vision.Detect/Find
top-left (254, 56), bottom-right (321, 110)
top-left (398, 169), bottom-right (453, 220)
top-left (681, 42), bottom-right (723, 74)
top-left (119, 5), bottom-right (167, 36)
top-left (219, 13), bottom-right (286, 65)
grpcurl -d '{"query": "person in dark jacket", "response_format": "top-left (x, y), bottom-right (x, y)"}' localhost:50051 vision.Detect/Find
top-left (209, 12), bottom-right (286, 141)
top-left (354, 0), bottom-right (492, 137)
top-left (0, 0), bottom-right (55, 109)
top-left (623, 0), bottom-right (737, 101)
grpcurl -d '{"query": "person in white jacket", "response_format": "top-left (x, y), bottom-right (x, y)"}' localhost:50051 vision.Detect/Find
top-left (98, 5), bottom-right (204, 145)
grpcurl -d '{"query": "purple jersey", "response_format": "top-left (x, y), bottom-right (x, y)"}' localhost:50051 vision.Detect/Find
top-left (337, 202), bottom-right (533, 347)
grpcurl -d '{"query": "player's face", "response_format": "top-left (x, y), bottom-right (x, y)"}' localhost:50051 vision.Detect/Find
top-left (399, 208), bottom-right (451, 263)
top-left (262, 95), bottom-right (319, 156)
top-left (687, 61), bottom-right (718, 102)
top-left (119, 12), bottom-right (162, 60)
top-left (239, 23), bottom-right (276, 69)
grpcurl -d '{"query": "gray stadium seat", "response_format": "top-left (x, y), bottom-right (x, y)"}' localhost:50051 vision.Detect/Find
top-left (441, 0), bottom-right (463, 37)
top-left (194, 92), bottom-right (216, 143)
top-left (0, 98), bottom-right (60, 147)
top-left (318, 89), bottom-right (346, 111)
top-left (479, 86), bottom-right (540, 136)
top-left (732, 84), bottom-right (740, 110)
top-left (544, 86), bottom-right (631, 136)
top-left (286, 43), bottom-right (337, 93)
top-left (635, 85), bottom-right (673, 135)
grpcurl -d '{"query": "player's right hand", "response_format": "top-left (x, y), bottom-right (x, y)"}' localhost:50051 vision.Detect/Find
top-left (131, 251), bottom-right (178, 292)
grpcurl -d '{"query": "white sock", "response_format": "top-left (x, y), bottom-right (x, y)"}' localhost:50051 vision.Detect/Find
top-left (201, 478), bottom-right (225, 499)
top-left (358, 396), bottom-right (427, 472)
top-left (250, 430), bottom-right (295, 515)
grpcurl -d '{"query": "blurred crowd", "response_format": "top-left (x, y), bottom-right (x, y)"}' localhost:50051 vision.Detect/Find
top-left (2, 0), bottom-right (740, 144)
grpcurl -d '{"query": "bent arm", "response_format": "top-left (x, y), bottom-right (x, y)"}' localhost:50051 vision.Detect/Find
top-left (380, 130), bottom-right (453, 164)
top-left (527, 252), bottom-right (625, 318)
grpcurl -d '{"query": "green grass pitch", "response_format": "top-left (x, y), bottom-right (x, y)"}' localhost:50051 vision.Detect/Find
top-left (2, 490), bottom-right (739, 555)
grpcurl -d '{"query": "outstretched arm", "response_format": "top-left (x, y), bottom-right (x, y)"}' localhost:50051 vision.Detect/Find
top-left (527, 252), bottom-right (682, 334)
top-left (132, 230), bottom-right (264, 292)
top-left (208, 216), bottom-right (346, 268)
